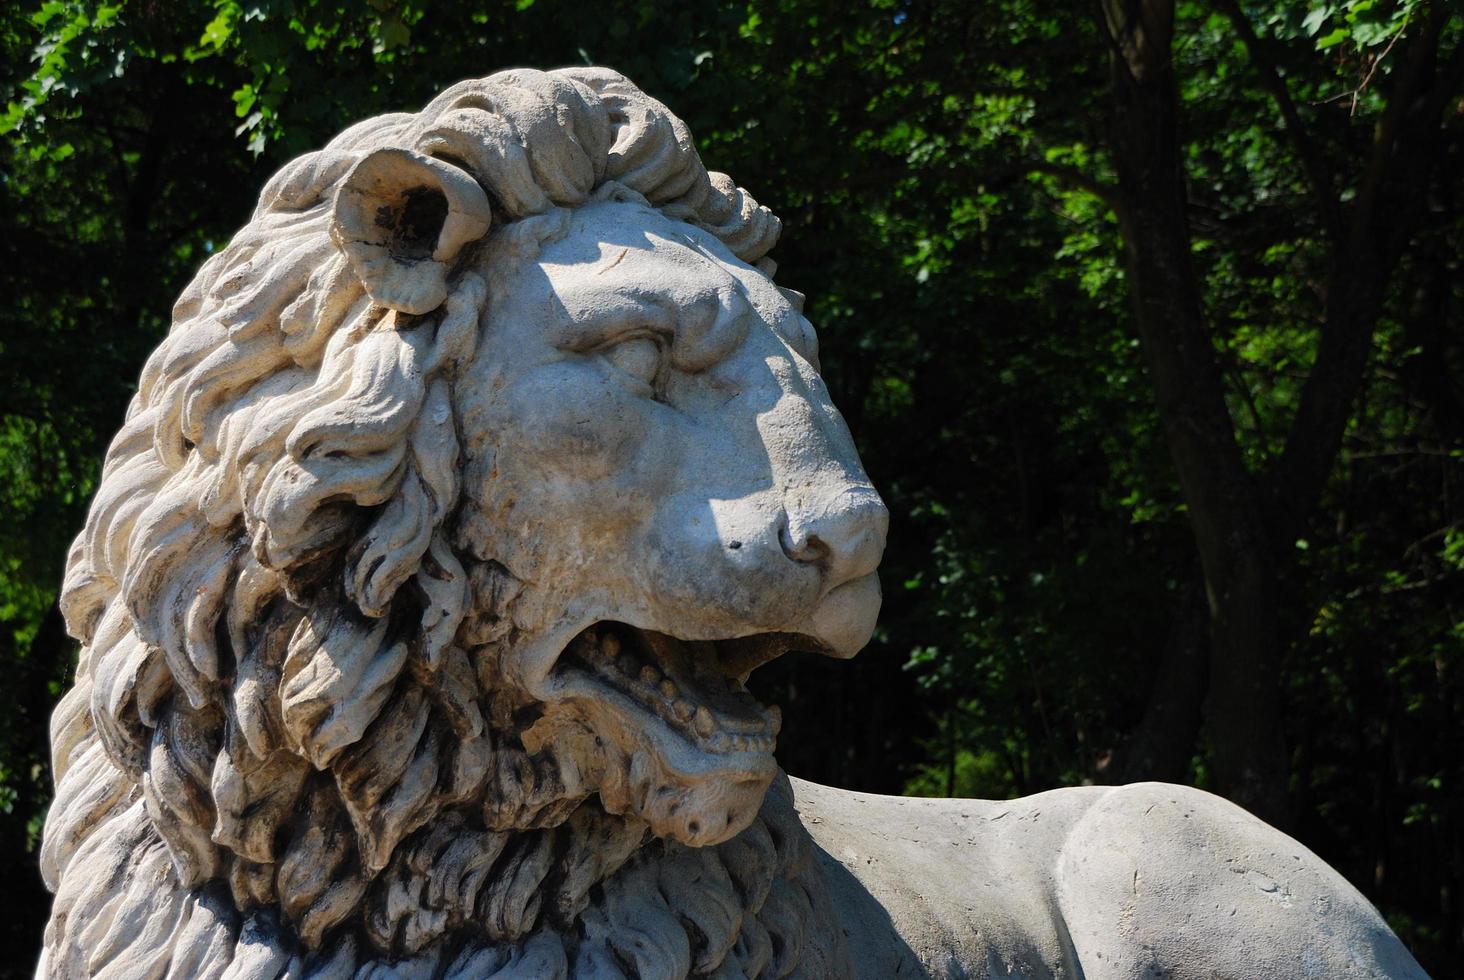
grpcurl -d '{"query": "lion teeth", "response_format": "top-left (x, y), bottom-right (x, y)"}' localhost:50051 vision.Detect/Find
top-left (560, 624), bottom-right (783, 755)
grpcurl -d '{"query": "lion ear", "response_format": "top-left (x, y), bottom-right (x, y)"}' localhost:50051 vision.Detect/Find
top-left (330, 148), bottom-right (492, 315)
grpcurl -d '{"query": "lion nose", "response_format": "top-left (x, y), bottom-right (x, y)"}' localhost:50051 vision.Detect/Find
top-left (780, 489), bottom-right (889, 592)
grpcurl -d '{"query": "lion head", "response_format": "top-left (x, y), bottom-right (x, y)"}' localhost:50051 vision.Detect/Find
top-left (42, 67), bottom-right (884, 971)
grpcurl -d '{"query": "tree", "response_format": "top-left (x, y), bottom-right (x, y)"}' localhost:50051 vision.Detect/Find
top-left (1096, 0), bottom-right (1463, 826)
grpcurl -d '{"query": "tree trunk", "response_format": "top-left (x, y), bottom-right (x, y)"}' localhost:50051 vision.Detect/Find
top-left (1118, 581), bottom-right (1208, 784)
top-left (1100, 0), bottom-right (1291, 826)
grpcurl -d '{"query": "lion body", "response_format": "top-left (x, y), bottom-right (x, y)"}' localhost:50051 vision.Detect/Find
top-left (39, 66), bottom-right (1427, 980)
top-left (798, 779), bottom-right (1429, 979)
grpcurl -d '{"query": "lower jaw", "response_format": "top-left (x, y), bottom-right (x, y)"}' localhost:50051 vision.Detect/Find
top-left (518, 701), bottom-right (778, 846)
top-left (521, 622), bottom-right (792, 845)
top-left (598, 744), bottom-right (777, 846)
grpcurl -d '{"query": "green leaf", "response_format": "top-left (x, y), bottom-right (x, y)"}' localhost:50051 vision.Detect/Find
top-left (1302, 6), bottom-right (1333, 35)
top-left (378, 16), bottom-right (410, 51)
top-left (199, 4), bottom-right (238, 51)
top-left (231, 84), bottom-right (256, 117)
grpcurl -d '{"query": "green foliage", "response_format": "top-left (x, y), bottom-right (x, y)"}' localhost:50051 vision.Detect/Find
top-left (2, 0), bottom-right (1462, 973)
top-left (1303, 0), bottom-right (1422, 50)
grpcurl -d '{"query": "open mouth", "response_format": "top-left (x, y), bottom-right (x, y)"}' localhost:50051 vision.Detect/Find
top-left (553, 624), bottom-right (825, 756)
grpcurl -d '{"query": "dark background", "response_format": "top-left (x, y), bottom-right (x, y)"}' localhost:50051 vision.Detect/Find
top-left (3, 0), bottom-right (1463, 974)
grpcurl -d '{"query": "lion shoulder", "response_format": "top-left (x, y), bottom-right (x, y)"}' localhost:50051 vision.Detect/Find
top-left (791, 777), bottom-right (1105, 979)
top-left (795, 779), bottom-right (1428, 980)
top-left (1053, 781), bottom-right (1429, 979)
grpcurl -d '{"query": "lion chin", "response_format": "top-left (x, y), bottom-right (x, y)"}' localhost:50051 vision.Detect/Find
top-left (522, 624), bottom-right (807, 847)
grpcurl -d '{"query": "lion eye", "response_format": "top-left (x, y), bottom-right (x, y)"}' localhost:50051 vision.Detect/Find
top-left (603, 335), bottom-right (663, 389)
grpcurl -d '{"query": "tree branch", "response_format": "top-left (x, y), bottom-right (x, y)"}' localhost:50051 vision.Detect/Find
top-left (1215, 0), bottom-right (1342, 241)
top-left (1267, 11), bottom-right (1462, 533)
top-left (1349, 11), bottom-right (1446, 255)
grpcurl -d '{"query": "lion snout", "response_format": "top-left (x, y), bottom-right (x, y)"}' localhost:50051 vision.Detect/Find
top-left (778, 487), bottom-right (888, 659)
top-left (780, 488), bottom-right (889, 595)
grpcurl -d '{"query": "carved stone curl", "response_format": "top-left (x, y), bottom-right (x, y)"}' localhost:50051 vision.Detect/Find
top-left (41, 67), bottom-right (1426, 979)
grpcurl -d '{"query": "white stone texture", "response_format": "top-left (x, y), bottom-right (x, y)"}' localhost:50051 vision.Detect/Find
top-left (38, 66), bottom-right (1427, 979)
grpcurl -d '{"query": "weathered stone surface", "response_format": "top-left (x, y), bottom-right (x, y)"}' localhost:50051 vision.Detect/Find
top-left (796, 779), bottom-right (1428, 978)
top-left (40, 66), bottom-right (1426, 978)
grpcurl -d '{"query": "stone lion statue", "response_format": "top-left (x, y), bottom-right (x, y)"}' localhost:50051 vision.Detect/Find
top-left (41, 67), bottom-right (1428, 979)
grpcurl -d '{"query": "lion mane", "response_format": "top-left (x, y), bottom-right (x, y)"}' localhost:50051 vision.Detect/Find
top-left (41, 68), bottom-right (845, 978)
